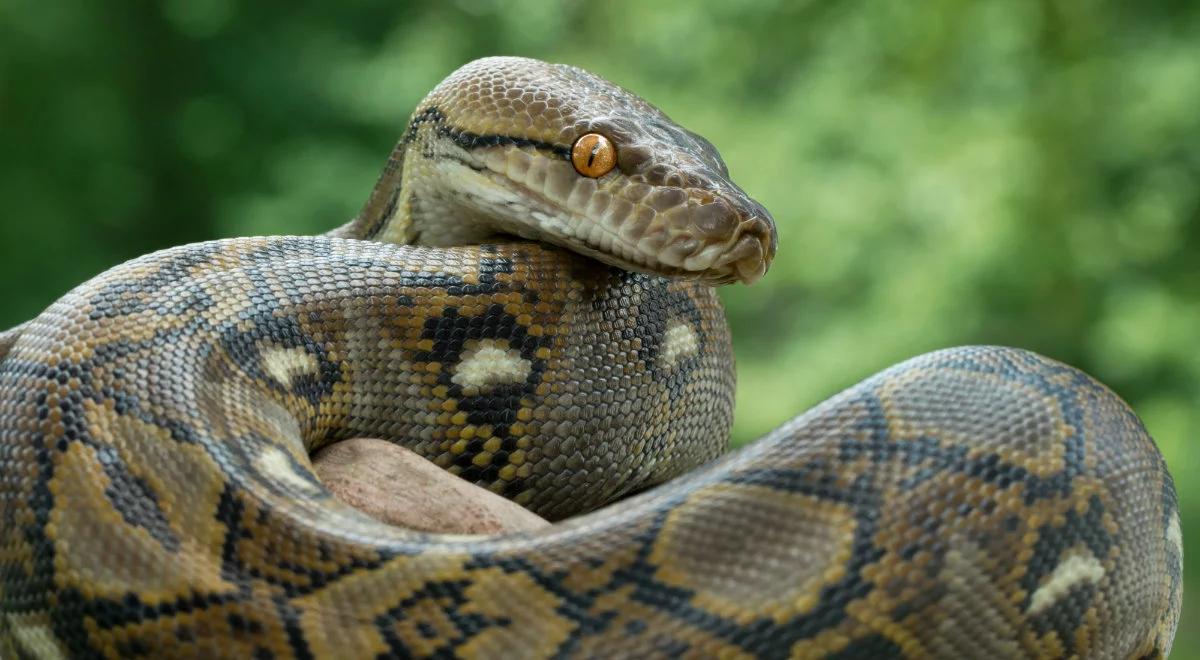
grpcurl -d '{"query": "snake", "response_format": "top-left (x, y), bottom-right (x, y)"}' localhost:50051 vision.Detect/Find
top-left (0, 56), bottom-right (1181, 659)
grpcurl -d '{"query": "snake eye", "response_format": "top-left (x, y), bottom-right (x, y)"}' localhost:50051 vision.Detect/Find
top-left (571, 133), bottom-right (617, 178)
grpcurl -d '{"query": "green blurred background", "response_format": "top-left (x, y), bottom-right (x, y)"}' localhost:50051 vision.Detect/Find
top-left (1, 0), bottom-right (1196, 652)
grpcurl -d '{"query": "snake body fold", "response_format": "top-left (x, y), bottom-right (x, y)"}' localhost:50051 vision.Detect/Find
top-left (0, 57), bottom-right (1181, 658)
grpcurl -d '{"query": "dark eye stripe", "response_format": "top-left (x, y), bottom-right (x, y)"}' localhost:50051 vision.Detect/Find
top-left (407, 105), bottom-right (571, 160)
top-left (443, 128), bottom-right (571, 160)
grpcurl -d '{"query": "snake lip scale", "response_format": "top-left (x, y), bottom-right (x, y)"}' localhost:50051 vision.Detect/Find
top-left (0, 56), bottom-right (1182, 658)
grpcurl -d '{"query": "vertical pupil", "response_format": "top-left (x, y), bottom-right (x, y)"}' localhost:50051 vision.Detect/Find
top-left (587, 140), bottom-right (601, 168)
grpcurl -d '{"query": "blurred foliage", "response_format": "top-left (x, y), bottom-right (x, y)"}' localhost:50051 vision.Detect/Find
top-left (1, 0), bottom-right (1197, 651)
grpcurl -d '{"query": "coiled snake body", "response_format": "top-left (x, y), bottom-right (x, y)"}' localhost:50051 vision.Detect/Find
top-left (0, 57), bottom-right (1181, 658)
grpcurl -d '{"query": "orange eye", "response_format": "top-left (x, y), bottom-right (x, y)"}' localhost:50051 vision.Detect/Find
top-left (571, 133), bottom-right (617, 178)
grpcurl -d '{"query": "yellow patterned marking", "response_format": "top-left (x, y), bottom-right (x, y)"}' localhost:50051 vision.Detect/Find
top-left (260, 345), bottom-right (319, 387)
top-left (295, 555), bottom-right (473, 658)
top-left (298, 564), bottom-right (436, 657)
top-left (455, 568), bottom-right (575, 657)
top-left (659, 318), bottom-right (699, 369)
top-left (50, 405), bottom-right (234, 601)
top-left (452, 339), bottom-right (531, 389)
top-left (1027, 552), bottom-right (1105, 615)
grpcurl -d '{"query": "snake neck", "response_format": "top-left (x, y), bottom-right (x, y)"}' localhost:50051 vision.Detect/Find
top-left (331, 125), bottom-right (524, 249)
top-left (331, 139), bottom-right (416, 244)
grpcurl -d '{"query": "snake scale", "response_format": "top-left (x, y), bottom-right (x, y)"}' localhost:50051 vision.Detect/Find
top-left (0, 57), bottom-right (1181, 658)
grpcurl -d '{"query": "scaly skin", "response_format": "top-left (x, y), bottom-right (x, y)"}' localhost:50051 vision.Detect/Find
top-left (0, 57), bottom-right (1180, 658)
top-left (0, 323), bottom-right (23, 363)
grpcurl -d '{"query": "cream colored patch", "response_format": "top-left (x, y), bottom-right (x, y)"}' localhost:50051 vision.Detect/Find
top-left (659, 318), bottom-right (699, 369)
top-left (922, 542), bottom-right (1023, 657)
top-left (260, 345), bottom-right (319, 387)
top-left (452, 339), bottom-right (531, 389)
top-left (255, 446), bottom-right (321, 494)
top-left (1027, 552), bottom-right (1105, 615)
top-left (1166, 511), bottom-right (1185, 580)
top-left (1168, 512), bottom-right (1183, 562)
top-left (5, 613), bottom-right (67, 660)
top-left (375, 154), bottom-right (419, 245)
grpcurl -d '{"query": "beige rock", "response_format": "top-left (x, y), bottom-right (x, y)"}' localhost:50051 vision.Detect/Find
top-left (312, 438), bottom-right (548, 534)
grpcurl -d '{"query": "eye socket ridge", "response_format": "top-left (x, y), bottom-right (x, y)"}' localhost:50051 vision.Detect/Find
top-left (571, 133), bottom-right (617, 178)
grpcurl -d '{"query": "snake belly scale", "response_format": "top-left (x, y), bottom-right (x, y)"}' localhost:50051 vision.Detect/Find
top-left (0, 57), bottom-right (1181, 658)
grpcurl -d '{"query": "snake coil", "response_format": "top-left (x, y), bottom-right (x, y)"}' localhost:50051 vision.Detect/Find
top-left (0, 57), bottom-right (1181, 658)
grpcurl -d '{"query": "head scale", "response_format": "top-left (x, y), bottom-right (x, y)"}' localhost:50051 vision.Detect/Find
top-left (352, 56), bottom-right (777, 285)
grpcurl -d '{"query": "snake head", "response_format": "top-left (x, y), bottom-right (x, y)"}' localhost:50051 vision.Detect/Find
top-left (364, 56), bottom-right (777, 285)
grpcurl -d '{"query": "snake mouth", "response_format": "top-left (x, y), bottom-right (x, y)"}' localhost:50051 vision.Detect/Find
top-left (472, 156), bottom-right (777, 285)
top-left (573, 198), bottom-right (775, 286)
top-left (499, 187), bottom-right (774, 285)
top-left (601, 210), bottom-right (775, 286)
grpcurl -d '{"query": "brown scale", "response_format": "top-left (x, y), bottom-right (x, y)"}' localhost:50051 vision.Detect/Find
top-left (0, 56), bottom-right (1181, 658)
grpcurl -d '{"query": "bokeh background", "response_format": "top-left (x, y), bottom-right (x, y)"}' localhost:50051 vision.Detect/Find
top-left (2, 0), bottom-right (1197, 651)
